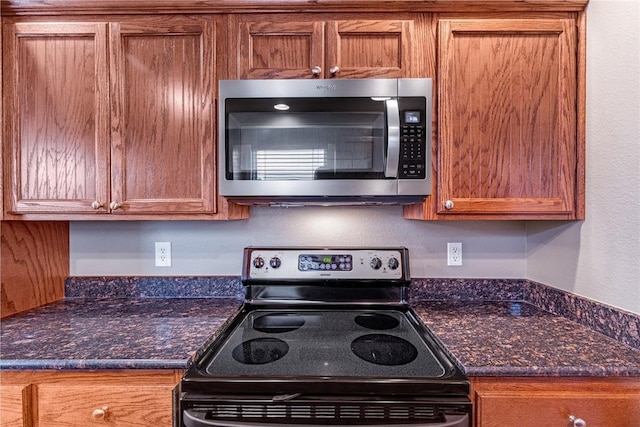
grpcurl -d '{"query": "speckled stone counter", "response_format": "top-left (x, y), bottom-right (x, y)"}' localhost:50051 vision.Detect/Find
top-left (412, 301), bottom-right (640, 377)
top-left (2, 277), bottom-right (639, 377)
top-left (0, 298), bottom-right (241, 370)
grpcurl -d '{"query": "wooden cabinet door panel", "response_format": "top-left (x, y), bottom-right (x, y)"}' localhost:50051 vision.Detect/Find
top-left (37, 384), bottom-right (174, 427)
top-left (0, 385), bottom-right (32, 427)
top-left (4, 22), bottom-right (110, 214)
top-left (109, 17), bottom-right (216, 214)
top-left (326, 20), bottom-right (413, 78)
top-left (437, 19), bottom-right (578, 217)
top-left (238, 20), bottom-right (325, 79)
top-left (477, 390), bottom-right (640, 427)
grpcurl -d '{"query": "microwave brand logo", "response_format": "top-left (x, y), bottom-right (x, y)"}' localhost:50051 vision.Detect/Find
top-left (316, 84), bottom-right (337, 92)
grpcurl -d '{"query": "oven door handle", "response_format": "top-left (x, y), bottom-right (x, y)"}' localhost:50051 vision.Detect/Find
top-left (183, 409), bottom-right (469, 427)
top-left (384, 98), bottom-right (400, 178)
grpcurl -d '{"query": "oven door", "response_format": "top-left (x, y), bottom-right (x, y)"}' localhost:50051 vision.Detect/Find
top-left (181, 396), bottom-right (470, 427)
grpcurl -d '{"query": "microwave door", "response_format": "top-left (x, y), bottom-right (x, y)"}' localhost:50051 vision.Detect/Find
top-left (384, 99), bottom-right (400, 178)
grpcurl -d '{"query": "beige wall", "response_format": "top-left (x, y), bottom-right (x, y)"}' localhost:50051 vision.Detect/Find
top-left (526, 0), bottom-right (640, 314)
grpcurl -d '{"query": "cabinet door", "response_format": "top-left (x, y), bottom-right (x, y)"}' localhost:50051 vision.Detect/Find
top-left (326, 20), bottom-right (414, 78)
top-left (3, 22), bottom-right (110, 214)
top-left (436, 19), bottom-right (580, 219)
top-left (109, 16), bottom-right (216, 214)
top-left (237, 19), bottom-right (325, 79)
top-left (0, 385), bottom-right (32, 427)
top-left (37, 384), bottom-right (174, 426)
top-left (476, 390), bottom-right (640, 427)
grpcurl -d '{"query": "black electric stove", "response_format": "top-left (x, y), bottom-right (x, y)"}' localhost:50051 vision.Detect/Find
top-left (177, 247), bottom-right (471, 427)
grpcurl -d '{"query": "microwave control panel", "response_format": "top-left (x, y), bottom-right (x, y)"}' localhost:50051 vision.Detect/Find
top-left (399, 99), bottom-right (428, 179)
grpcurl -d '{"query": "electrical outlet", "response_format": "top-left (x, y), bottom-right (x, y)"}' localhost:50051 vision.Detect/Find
top-left (447, 242), bottom-right (462, 266)
top-left (155, 241), bottom-right (171, 267)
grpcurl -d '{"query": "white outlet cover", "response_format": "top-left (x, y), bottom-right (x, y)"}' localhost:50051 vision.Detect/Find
top-left (447, 242), bottom-right (462, 266)
top-left (155, 241), bottom-right (172, 267)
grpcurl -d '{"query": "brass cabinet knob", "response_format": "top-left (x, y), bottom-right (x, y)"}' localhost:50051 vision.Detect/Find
top-left (90, 201), bottom-right (103, 210)
top-left (311, 66), bottom-right (322, 75)
top-left (444, 200), bottom-right (454, 210)
top-left (109, 201), bottom-right (121, 210)
top-left (329, 65), bottom-right (340, 75)
top-left (569, 415), bottom-right (587, 427)
top-left (92, 406), bottom-right (108, 421)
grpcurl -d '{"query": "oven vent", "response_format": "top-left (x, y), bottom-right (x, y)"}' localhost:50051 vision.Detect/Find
top-left (204, 403), bottom-right (445, 423)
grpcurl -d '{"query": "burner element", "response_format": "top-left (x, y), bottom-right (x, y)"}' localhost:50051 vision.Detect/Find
top-left (351, 334), bottom-right (418, 366)
top-left (232, 338), bottom-right (289, 365)
top-left (253, 313), bottom-right (305, 333)
top-left (355, 313), bottom-right (400, 330)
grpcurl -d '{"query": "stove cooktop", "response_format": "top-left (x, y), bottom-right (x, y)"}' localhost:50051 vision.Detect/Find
top-left (203, 309), bottom-right (447, 379)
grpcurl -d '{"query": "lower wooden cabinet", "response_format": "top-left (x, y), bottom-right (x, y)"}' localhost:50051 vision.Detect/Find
top-left (0, 384), bottom-right (32, 427)
top-left (0, 370), bottom-right (182, 427)
top-left (471, 377), bottom-right (640, 427)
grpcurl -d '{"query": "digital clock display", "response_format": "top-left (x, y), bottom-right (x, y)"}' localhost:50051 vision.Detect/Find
top-left (404, 111), bottom-right (421, 124)
top-left (298, 254), bottom-right (353, 271)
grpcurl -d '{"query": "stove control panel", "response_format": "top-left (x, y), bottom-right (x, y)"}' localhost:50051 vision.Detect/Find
top-left (243, 247), bottom-right (408, 281)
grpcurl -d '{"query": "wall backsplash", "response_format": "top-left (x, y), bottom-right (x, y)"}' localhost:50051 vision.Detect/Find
top-left (70, 207), bottom-right (526, 278)
top-left (64, 276), bottom-right (640, 351)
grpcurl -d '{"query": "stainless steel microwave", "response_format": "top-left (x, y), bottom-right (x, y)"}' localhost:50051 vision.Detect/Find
top-left (218, 78), bottom-right (432, 206)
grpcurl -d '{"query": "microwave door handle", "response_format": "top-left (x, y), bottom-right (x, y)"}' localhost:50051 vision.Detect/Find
top-left (384, 99), bottom-right (400, 178)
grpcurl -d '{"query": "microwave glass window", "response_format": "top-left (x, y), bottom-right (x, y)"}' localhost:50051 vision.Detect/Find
top-left (226, 98), bottom-right (387, 181)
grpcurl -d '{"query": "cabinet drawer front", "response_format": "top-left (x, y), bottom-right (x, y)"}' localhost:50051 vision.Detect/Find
top-left (37, 385), bottom-right (173, 427)
top-left (477, 391), bottom-right (640, 427)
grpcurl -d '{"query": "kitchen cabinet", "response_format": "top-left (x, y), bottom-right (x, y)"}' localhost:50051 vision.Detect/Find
top-left (2, 21), bottom-right (109, 216)
top-left (0, 370), bottom-right (181, 427)
top-left (0, 384), bottom-right (31, 427)
top-left (2, 16), bottom-right (247, 220)
top-left (405, 16), bottom-right (585, 220)
top-left (0, 221), bottom-right (69, 318)
top-left (231, 14), bottom-right (426, 79)
top-left (471, 377), bottom-right (640, 427)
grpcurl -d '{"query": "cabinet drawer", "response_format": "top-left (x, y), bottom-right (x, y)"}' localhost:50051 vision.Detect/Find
top-left (477, 390), bottom-right (640, 427)
top-left (0, 385), bottom-right (30, 427)
top-left (37, 384), bottom-right (174, 427)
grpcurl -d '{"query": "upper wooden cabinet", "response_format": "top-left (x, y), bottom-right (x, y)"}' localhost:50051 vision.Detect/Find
top-left (3, 22), bottom-right (110, 215)
top-left (3, 4), bottom-right (585, 221)
top-left (232, 14), bottom-right (422, 79)
top-left (2, 16), bottom-right (247, 219)
top-left (405, 16), bottom-right (585, 220)
top-left (109, 18), bottom-right (217, 215)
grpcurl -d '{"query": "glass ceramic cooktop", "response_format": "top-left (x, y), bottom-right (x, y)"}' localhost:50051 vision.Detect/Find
top-left (204, 309), bottom-right (446, 378)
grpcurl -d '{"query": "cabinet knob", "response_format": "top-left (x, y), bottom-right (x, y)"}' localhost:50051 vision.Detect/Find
top-left (569, 415), bottom-right (587, 427)
top-left (329, 65), bottom-right (340, 75)
top-left (311, 66), bottom-right (322, 76)
top-left (91, 201), bottom-right (103, 210)
top-left (109, 201), bottom-right (121, 211)
top-left (92, 406), bottom-right (109, 421)
top-left (444, 200), bottom-right (454, 210)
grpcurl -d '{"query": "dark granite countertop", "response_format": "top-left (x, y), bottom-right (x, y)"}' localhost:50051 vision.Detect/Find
top-left (2, 281), bottom-right (639, 376)
top-left (412, 301), bottom-right (640, 377)
top-left (0, 298), bottom-right (241, 370)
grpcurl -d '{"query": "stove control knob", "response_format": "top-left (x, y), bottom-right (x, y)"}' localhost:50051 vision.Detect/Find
top-left (387, 257), bottom-right (400, 270)
top-left (370, 257), bottom-right (382, 270)
top-left (270, 257), bottom-right (282, 269)
top-left (253, 257), bottom-right (265, 269)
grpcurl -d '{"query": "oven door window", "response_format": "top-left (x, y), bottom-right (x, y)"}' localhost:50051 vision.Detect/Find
top-left (225, 98), bottom-right (388, 181)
